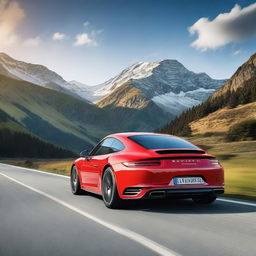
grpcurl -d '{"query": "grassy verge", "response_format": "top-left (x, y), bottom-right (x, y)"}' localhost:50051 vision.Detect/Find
top-left (188, 135), bottom-right (256, 201)
top-left (1, 159), bottom-right (74, 176)
top-left (218, 152), bottom-right (256, 200)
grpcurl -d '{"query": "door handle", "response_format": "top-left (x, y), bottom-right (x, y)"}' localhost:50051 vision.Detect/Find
top-left (93, 165), bottom-right (99, 168)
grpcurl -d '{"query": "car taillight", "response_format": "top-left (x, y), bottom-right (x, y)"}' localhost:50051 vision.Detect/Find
top-left (209, 159), bottom-right (220, 165)
top-left (122, 161), bottom-right (161, 167)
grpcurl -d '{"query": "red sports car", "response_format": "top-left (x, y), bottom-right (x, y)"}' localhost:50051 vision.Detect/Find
top-left (71, 133), bottom-right (224, 208)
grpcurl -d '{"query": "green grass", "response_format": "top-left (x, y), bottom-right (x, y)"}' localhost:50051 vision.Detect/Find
top-left (187, 135), bottom-right (256, 200)
top-left (1, 159), bottom-right (74, 176)
top-left (219, 152), bottom-right (256, 199)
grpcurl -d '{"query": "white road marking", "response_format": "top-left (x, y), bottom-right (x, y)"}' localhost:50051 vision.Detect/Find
top-left (0, 172), bottom-right (180, 256)
top-left (217, 198), bottom-right (256, 207)
top-left (1, 163), bottom-right (255, 208)
top-left (0, 163), bottom-right (69, 179)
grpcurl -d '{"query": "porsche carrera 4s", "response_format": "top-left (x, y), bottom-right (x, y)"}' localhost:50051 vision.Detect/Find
top-left (71, 133), bottom-right (224, 208)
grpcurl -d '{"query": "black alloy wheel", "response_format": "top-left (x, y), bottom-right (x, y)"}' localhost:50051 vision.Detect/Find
top-left (102, 167), bottom-right (122, 209)
top-left (70, 166), bottom-right (83, 195)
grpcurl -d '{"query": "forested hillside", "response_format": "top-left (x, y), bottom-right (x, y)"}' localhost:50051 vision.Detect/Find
top-left (0, 129), bottom-right (76, 158)
top-left (160, 54), bottom-right (256, 136)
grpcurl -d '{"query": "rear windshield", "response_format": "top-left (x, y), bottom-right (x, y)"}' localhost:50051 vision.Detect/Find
top-left (128, 135), bottom-right (198, 150)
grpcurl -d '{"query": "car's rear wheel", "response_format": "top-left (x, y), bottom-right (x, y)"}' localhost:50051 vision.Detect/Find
top-left (70, 166), bottom-right (84, 195)
top-left (102, 167), bottom-right (122, 209)
top-left (192, 195), bottom-right (217, 204)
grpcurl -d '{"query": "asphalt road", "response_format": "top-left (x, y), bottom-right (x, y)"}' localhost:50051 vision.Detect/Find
top-left (0, 163), bottom-right (255, 256)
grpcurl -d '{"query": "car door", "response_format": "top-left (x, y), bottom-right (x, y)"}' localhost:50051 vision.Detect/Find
top-left (80, 138), bottom-right (115, 189)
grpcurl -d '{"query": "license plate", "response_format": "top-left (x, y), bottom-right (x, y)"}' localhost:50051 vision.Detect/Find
top-left (173, 177), bottom-right (204, 185)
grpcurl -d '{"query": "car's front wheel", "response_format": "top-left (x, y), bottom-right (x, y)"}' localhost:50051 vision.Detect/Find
top-left (102, 167), bottom-right (123, 209)
top-left (70, 166), bottom-right (84, 195)
top-left (192, 195), bottom-right (217, 204)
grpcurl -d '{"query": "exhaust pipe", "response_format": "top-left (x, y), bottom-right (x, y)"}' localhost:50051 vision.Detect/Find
top-left (149, 191), bottom-right (166, 198)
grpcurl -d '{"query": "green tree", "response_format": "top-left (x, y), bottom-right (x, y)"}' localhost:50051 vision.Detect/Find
top-left (226, 119), bottom-right (256, 142)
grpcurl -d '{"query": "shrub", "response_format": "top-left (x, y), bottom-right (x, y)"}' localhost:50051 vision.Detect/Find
top-left (24, 160), bottom-right (34, 167)
top-left (226, 119), bottom-right (256, 142)
top-left (195, 144), bottom-right (212, 150)
top-left (215, 154), bottom-right (237, 160)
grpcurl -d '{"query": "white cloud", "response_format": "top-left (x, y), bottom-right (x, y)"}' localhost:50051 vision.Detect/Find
top-left (74, 33), bottom-right (97, 46)
top-left (52, 32), bottom-right (66, 40)
top-left (189, 3), bottom-right (256, 51)
top-left (74, 22), bottom-right (103, 47)
top-left (0, 0), bottom-right (25, 48)
top-left (83, 21), bottom-right (90, 27)
top-left (232, 49), bottom-right (242, 55)
top-left (23, 36), bottom-right (41, 46)
top-left (91, 29), bottom-right (103, 36)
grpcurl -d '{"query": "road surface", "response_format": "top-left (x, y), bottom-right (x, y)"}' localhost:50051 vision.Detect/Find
top-left (0, 163), bottom-right (255, 256)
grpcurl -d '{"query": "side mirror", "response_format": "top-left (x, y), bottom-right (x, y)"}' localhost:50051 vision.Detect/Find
top-left (79, 149), bottom-right (89, 157)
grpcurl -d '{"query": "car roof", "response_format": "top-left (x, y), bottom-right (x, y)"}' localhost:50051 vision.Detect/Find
top-left (108, 132), bottom-right (174, 139)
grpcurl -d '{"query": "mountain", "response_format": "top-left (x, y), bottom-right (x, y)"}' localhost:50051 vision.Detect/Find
top-left (0, 53), bottom-right (227, 152)
top-left (68, 80), bottom-right (103, 102)
top-left (93, 61), bottom-right (160, 100)
top-left (95, 60), bottom-right (226, 115)
top-left (0, 53), bottom-right (225, 117)
top-left (0, 74), bottom-right (171, 153)
top-left (0, 53), bottom-right (85, 100)
top-left (160, 53), bottom-right (256, 136)
top-left (97, 81), bottom-right (154, 109)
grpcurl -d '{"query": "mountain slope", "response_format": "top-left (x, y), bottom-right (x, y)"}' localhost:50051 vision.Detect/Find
top-left (190, 102), bottom-right (256, 134)
top-left (68, 80), bottom-right (107, 102)
top-left (97, 81), bottom-right (153, 109)
top-left (0, 109), bottom-right (76, 157)
top-left (93, 61), bottom-right (160, 100)
top-left (96, 81), bottom-right (175, 127)
top-left (0, 53), bottom-right (86, 100)
top-left (160, 53), bottom-right (256, 136)
top-left (0, 75), bottom-right (104, 152)
top-left (0, 74), bottom-right (172, 152)
top-left (96, 60), bottom-right (225, 115)
top-left (213, 54), bottom-right (256, 99)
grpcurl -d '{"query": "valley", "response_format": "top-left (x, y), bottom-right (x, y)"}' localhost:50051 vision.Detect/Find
top-left (0, 52), bottom-right (224, 154)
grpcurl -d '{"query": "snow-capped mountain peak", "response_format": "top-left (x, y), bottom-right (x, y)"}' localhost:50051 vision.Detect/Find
top-left (93, 61), bottom-right (160, 99)
top-left (95, 59), bottom-right (226, 115)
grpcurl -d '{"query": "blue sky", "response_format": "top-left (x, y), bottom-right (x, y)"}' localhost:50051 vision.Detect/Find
top-left (1, 0), bottom-right (256, 84)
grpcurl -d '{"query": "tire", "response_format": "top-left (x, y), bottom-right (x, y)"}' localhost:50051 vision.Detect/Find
top-left (70, 165), bottom-right (84, 195)
top-left (192, 195), bottom-right (217, 204)
top-left (102, 167), bottom-right (123, 209)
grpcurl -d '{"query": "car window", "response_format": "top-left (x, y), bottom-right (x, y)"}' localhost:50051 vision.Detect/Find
top-left (128, 135), bottom-right (198, 150)
top-left (92, 138), bottom-right (115, 156)
top-left (111, 138), bottom-right (125, 152)
top-left (90, 137), bottom-right (125, 156)
top-left (89, 141), bottom-right (102, 156)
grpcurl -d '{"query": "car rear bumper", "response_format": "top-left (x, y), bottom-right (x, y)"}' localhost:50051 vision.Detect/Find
top-left (120, 185), bottom-right (224, 199)
top-left (144, 187), bottom-right (224, 199)
top-left (113, 164), bottom-right (224, 199)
